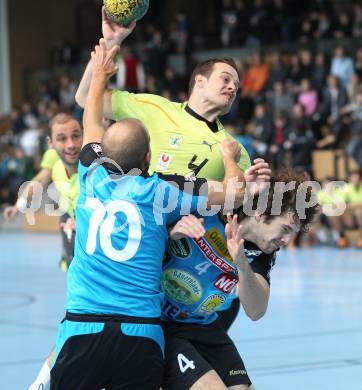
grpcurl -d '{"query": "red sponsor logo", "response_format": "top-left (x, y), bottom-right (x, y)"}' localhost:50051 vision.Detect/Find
top-left (157, 152), bottom-right (172, 170)
top-left (214, 274), bottom-right (238, 293)
top-left (194, 237), bottom-right (235, 274)
top-left (161, 153), bottom-right (170, 163)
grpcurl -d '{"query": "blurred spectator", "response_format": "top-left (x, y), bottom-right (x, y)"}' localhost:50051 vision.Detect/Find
top-left (266, 52), bottom-right (288, 90)
top-left (318, 74), bottom-right (348, 145)
top-left (19, 126), bottom-right (41, 158)
top-left (343, 90), bottom-right (362, 168)
top-left (144, 74), bottom-right (162, 95)
top-left (346, 74), bottom-right (361, 104)
top-left (298, 78), bottom-right (318, 117)
top-left (354, 47), bottom-right (362, 79)
top-left (58, 74), bottom-right (77, 111)
top-left (287, 53), bottom-right (303, 85)
top-left (0, 146), bottom-right (35, 205)
top-left (333, 11), bottom-right (353, 39)
top-left (353, 4), bottom-right (362, 38)
top-left (285, 103), bottom-right (315, 175)
top-left (161, 66), bottom-right (185, 101)
top-left (271, 0), bottom-right (297, 43)
top-left (220, 0), bottom-right (240, 47)
top-left (313, 11), bottom-right (333, 40)
top-left (145, 27), bottom-right (168, 78)
top-left (36, 102), bottom-right (50, 127)
top-left (267, 81), bottom-right (294, 119)
top-left (330, 45), bottom-right (354, 88)
top-left (251, 103), bottom-right (274, 159)
top-left (174, 13), bottom-right (190, 54)
top-left (269, 111), bottom-right (290, 169)
top-left (113, 46), bottom-right (146, 92)
top-left (299, 49), bottom-right (314, 81)
top-left (243, 51), bottom-right (269, 98)
top-left (312, 51), bottom-right (329, 93)
top-left (246, 0), bottom-right (270, 45)
top-left (50, 40), bottom-right (78, 66)
top-left (299, 18), bottom-right (315, 43)
top-left (21, 102), bottom-right (38, 129)
top-left (10, 108), bottom-right (26, 135)
top-left (36, 81), bottom-right (59, 105)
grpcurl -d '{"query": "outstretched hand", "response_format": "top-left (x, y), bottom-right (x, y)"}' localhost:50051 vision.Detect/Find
top-left (225, 214), bottom-right (248, 267)
top-left (102, 6), bottom-right (136, 45)
top-left (169, 215), bottom-right (206, 241)
top-left (60, 217), bottom-right (76, 242)
top-left (91, 38), bottom-right (120, 79)
top-left (244, 158), bottom-right (271, 195)
top-left (3, 205), bottom-right (18, 221)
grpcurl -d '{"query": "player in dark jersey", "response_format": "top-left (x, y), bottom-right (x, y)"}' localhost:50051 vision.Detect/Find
top-left (161, 170), bottom-right (320, 390)
top-left (50, 39), bottom-right (246, 390)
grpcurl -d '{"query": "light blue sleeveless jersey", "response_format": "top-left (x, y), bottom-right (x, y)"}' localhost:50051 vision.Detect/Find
top-left (66, 143), bottom-right (208, 319)
top-left (161, 214), bottom-right (275, 324)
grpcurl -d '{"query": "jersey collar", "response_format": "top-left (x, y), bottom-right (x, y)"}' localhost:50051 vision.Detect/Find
top-left (185, 104), bottom-right (220, 133)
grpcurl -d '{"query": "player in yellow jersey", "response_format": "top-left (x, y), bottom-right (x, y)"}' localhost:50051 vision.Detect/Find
top-left (326, 170), bottom-right (362, 248)
top-left (4, 113), bottom-right (82, 270)
top-left (75, 10), bottom-right (251, 181)
top-left (8, 113), bottom-right (83, 390)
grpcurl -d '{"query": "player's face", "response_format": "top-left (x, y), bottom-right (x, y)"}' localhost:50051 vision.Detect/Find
top-left (49, 119), bottom-right (83, 167)
top-left (203, 63), bottom-right (239, 114)
top-left (254, 213), bottom-right (300, 253)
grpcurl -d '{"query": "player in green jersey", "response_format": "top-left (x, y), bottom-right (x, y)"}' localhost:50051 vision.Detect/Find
top-left (75, 10), bottom-right (252, 181)
top-left (4, 113), bottom-right (82, 270)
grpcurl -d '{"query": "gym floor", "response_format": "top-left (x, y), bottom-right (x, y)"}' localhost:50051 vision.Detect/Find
top-left (0, 231), bottom-right (361, 389)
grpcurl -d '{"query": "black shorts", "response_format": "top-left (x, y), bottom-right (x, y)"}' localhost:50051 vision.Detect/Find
top-left (162, 320), bottom-right (251, 390)
top-left (217, 297), bottom-right (240, 331)
top-left (50, 313), bottom-right (164, 390)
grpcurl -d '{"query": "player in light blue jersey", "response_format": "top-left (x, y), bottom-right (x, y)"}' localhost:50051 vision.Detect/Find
top-left (161, 169), bottom-right (320, 390)
top-left (50, 39), bottom-right (246, 390)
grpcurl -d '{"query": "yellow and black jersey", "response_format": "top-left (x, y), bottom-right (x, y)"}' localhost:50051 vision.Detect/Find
top-left (112, 91), bottom-right (251, 181)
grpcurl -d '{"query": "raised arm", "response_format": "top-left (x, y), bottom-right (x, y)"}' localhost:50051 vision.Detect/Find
top-left (207, 140), bottom-right (245, 209)
top-left (75, 7), bottom-right (135, 118)
top-left (82, 39), bottom-right (120, 146)
top-left (225, 215), bottom-right (270, 321)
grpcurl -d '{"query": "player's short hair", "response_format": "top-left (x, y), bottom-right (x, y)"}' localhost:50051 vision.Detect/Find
top-left (238, 169), bottom-right (320, 232)
top-left (188, 58), bottom-right (238, 96)
top-left (102, 118), bottom-right (150, 173)
top-left (48, 113), bottom-right (81, 138)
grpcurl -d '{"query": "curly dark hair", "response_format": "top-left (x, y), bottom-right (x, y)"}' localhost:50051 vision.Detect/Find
top-left (238, 168), bottom-right (320, 233)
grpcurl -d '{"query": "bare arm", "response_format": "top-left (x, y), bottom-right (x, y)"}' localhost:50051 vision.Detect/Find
top-left (83, 39), bottom-right (120, 146)
top-left (3, 168), bottom-right (52, 220)
top-left (207, 140), bottom-right (245, 209)
top-left (75, 7), bottom-right (135, 117)
top-left (226, 215), bottom-right (270, 321)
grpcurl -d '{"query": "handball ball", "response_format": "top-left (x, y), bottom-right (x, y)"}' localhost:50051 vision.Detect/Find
top-left (104, 0), bottom-right (149, 26)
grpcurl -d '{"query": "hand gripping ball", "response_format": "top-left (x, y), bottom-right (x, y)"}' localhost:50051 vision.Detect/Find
top-left (104, 0), bottom-right (150, 26)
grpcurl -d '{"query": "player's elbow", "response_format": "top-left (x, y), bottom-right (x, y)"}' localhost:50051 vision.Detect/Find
top-left (75, 90), bottom-right (85, 108)
top-left (247, 311), bottom-right (264, 321)
top-left (246, 307), bottom-right (267, 321)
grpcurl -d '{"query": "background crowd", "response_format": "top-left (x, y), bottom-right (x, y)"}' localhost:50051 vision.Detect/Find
top-left (1, 0), bottom-right (361, 247)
